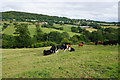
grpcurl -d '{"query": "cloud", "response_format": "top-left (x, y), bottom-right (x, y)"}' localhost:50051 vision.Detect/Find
top-left (0, 1), bottom-right (118, 22)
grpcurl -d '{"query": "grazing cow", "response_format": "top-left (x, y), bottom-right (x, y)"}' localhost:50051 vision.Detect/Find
top-left (103, 40), bottom-right (118, 46)
top-left (109, 40), bottom-right (118, 45)
top-left (56, 44), bottom-right (67, 53)
top-left (69, 47), bottom-right (75, 52)
top-left (95, 42), bottom-right (98, 45)
top-left (78, 43), bottom-right (83, 47)
top-left (98, 41), bottom-right (103, 44)
top-left (50, 45), bottom-right (56, 53)
top-left (43, 50), bottom-right (53, 56)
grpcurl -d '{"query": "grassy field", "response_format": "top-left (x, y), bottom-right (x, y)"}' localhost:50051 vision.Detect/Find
top-left (2, 24), bottom-right (81, 37)
top-left (101, 26), bottom-right (119, 29)
top-left (2, 45), bottom-right (118, 78)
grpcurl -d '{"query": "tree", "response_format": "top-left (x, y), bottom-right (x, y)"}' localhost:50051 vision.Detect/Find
top-left (34, 24), bottom-right (46, 42)
top-left (48, 31), bottom-right (63, 44)
top-left (2, 34), bottom-right (16, 48)
top-left (14, 23), bottom-right (31, 48)
top-left (78, 26), bottom-right (83, 33)
top-left (89, 30), bottom-right (103, 42)
top-left (61, 32), bottom-right (69, 39)
top-left (61, 38), bottom-right (71, 44)
top-left (71, 27), bottom-right (78, 33)
top-left (35, 24), bottom-right (42, 34)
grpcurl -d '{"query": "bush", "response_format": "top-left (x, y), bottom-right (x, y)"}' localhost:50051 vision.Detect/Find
top-left (32, 41), bottom-right (57, 48)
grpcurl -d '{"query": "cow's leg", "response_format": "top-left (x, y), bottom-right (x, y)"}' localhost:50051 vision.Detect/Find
top-left (54, 49), bottom-right (55, 53)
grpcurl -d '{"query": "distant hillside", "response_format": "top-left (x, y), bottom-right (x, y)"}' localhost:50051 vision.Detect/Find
top-left (2, 11), bottom-right (72, 22)
top-left (1, 11), bottom-right (118, 25)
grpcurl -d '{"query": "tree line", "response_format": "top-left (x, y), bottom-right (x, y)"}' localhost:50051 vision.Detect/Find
top-left (2, 23), bottom-right (119, 48)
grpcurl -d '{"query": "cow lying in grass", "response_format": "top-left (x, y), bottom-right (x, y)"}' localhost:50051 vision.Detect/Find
top-left (69, 47), bottom-right (75, 52)
top-left (43, 50), bottom-right (53, 56)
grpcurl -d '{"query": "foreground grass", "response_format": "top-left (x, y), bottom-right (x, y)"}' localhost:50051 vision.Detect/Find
top-left (2, 45), bottom-right (118, 78)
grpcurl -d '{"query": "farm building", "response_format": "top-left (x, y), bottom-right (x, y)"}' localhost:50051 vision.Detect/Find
top-left (80, 26), bottom-right (89, 29)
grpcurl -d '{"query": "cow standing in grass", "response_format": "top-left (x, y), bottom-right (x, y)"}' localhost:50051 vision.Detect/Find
top-left (78, 43), bottom-right (83, 47)
top-left (98, 41), bottom-right (103, 44)
top-left (50, 45), bottom-right (56, 53)
top-left (95, 41), bottom-right (103, 45)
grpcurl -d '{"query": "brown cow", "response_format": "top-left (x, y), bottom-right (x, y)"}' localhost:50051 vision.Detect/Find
top-left (78, 43), bottom-right (83, 47)
top-left (97, 41), bottom-right (103, 44)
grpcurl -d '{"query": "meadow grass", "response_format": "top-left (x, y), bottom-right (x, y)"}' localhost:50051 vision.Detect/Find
top-left (2, 45), bottom-right (118, 78)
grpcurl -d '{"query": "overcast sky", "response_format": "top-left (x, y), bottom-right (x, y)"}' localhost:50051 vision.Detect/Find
top-left (0, 0), bottom-right (119, 22)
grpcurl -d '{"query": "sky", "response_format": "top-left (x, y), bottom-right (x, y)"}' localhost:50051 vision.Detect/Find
top-left (0, 0), bottom-right (119, 22)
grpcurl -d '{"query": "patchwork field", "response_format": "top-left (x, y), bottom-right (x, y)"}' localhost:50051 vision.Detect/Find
top-left (2, 45), bottom-right (118, 78)
top-left (2, 24), bottom-right (81, 37)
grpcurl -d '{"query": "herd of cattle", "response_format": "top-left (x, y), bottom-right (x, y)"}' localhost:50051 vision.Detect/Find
top-left (43, 40), bottom-right (119, 56)
top-left (43, 43), bottom-right (75, 56)
top-left (95, 40), bottom-right (118, 46)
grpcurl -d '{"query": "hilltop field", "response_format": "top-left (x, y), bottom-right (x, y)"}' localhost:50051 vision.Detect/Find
top-left (2, 45), bottom-right (118, 78)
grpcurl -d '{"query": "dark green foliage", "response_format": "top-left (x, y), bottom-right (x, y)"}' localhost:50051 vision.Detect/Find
top-left (2, 34), bottom-right (16, 48)
top-left (48, 31), bottom-right (63, 44)
top-left (70, 34), bottom-right (90, 44)
top-left (61, 38), bottom-right (71, 44)
top-left (2, 11), bottom-right (72, 24)
top-left (80, 21), bottom-right (87, 26)
top-left (89, 30), bottom-right (104, 42)
top-left (35, 24), bottom-right (42, 33)
top-left (78, 26), bottom-right (83, 33)
top-left (71, 26), bottom-right (84, 33)
top-left (2, 23), bottom-right (9, 31)
top-left (32, 41), bottom-right (57, 48)
top-left (89, 22), bottom-right (101, 29)
top-left (103, 28), bottom-right (118, 41)
top-left (61, 32), bottom-right (69, 39)
top-left (14, 23), bottom-right (32, 48)
top-left (34, 24), bottom-right (47, 42)
top-left (71, 27), bottom-right (78, 33)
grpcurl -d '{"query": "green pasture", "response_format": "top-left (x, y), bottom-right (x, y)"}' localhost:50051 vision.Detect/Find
top-left (2, 24), bottom-right (81, 37)
top-left (101, 26), bottom-right (119, 29)
top-left (54, 24), bottom-right (78, 32)
top-left (2, 45), bottom-right (118, 78)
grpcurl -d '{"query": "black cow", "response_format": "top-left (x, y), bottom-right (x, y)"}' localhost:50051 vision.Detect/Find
top-left (69, 47), bottom-right (75, 52)
top-left (95, 42), bottom-right (98, 45)
top-left (50, 45), bottom-right (56, 53)
top-left (109, 40), bottom-right (118, 45)
top-left (103, 40), bottom-right (118, 46)
top-left (103, 41), bottom-right (109, 46)
top-left (43, 50), bottom-right (53, 56)
top-left (56, 44), bottom-right (67, 53)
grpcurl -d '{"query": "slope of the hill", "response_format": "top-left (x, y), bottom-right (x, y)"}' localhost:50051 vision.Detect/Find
top-left (2, 11), bottom-right (71, 22)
